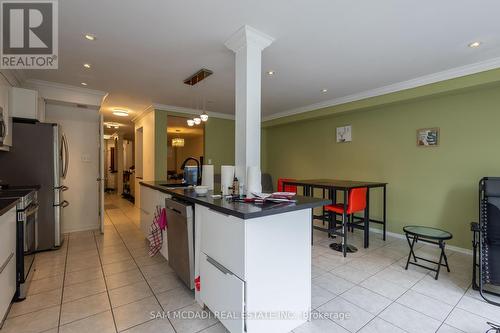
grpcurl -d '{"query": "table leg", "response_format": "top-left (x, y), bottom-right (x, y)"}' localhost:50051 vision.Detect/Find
top-left (435, 241), bottom-right (446, 280)
top-left (441, 241), bottom-right (450, 273)
top-left (342, 189), bottom-right (347, 257)
top-left (405, 234), bottom-right (418, 270)
top-left (383, 185), bottom-right (387, 241)
top-left (364, 189), bottom-right (370, 248)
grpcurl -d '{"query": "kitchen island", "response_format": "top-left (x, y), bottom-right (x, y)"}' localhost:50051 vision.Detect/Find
top-left (140, 181), bottom-right (329, 333)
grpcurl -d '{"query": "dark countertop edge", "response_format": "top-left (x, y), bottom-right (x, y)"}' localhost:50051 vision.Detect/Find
top-left (140, 181), bottom-right (330, 220)
top-left (0, 198), bottom-right (19, 216)
top-left (283, 180), bottom-right (388, 189)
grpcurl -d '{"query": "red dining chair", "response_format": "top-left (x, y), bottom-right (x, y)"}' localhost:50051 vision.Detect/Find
top-left (277, 178), bottom-right (297, 193)
top-left (324, 187), bottom-right (367, 256)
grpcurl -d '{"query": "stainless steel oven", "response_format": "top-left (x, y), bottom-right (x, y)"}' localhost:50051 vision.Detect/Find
top-left (0, 188), bottom-right (38, 300)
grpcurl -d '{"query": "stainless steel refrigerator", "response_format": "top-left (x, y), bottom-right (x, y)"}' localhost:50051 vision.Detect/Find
top-left (0, 121), bottom-right (69, 250)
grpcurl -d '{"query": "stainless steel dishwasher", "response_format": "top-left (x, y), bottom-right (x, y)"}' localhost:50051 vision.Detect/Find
top-left (165, 197), bottom-right (195, 289)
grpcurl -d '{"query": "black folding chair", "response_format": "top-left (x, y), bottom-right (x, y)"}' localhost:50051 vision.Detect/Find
top-left (471, 177), bottom-right (500, 308)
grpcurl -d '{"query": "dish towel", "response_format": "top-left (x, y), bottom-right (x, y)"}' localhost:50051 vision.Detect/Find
top-left (148, 206), bottom-right (166, 256)
top-left (158, 207), bottom-right (167, 231)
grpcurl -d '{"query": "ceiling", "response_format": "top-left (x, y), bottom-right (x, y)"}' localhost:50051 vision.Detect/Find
top-left (18, 0), bottom-right (500, 126)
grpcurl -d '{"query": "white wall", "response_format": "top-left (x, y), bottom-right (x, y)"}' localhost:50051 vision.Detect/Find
top-left (123, 140), bottom-right (134, 170)
top-left (134, 109), bottom-right (155, 207)
top-left (45, 103), bottom-right (100, 233)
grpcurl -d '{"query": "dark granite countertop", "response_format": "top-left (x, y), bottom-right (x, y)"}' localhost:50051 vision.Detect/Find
top-left (140, 180), bottom-right (331, 220)
top-left (0, 198), bottom-right (19, 216)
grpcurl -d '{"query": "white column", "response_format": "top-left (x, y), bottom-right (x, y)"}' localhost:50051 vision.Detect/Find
top-left (225, 25), bottom-right (274, 187)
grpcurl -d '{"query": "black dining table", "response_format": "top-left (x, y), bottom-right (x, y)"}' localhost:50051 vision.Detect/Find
top-left (282, 179), bottom-right (387, 250)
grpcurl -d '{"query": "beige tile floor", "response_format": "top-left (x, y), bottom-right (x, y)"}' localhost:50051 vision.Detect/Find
top-left (1, 194), bottom-right (499, 333)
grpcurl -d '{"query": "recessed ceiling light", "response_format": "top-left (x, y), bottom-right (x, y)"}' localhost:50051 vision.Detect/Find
top-left (84, 34), bottom-right (96, 41)
top-left (468, 41), bottom-right (481, 48)
top-left (81, 82), bottom-right (87, 86)
top-left (106, 125), bottom-right (111, 129)
top-left (114, 126), bottom-right (119, 129)
top-left (83, 63), bottom-right (91, 69)
top-left (112, 109), bottom-right (129, 117)
top-left (267, 71), bottom-right (275, 76)
top-left (321, 89), bottom-right (328, 93)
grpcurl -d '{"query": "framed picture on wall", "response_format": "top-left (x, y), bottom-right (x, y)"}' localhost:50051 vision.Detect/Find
top-left (417, 127), bottom-right (439, 147)
top-left (336, 125), bottom-right (352, 143)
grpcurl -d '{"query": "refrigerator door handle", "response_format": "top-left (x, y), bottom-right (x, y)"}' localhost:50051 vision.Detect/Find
top-left (62, 133), bottom-right (69, 178)
top-left (0, 119), bottom-right (5, 142)
top-left (54, 200), bottom-right (69, 208)
top-left (54, 185), bottom-right (69, 191)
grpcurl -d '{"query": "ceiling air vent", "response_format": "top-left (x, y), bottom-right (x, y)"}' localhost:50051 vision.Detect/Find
top-left (76, 104), bottom-right (88, 109)
top-left (184, 68), bottom-right (213, 86)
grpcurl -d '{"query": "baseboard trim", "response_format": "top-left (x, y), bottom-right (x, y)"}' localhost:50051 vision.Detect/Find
top-left (370, 227), bottom-right (472, 256)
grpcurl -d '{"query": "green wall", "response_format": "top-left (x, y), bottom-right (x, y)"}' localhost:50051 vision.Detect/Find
top-left (154, 110), bottom-right (168, 180)
top-left (204, 117), bottom-right (235, 171)
top-left (263, 83), bottom-right (500, 249)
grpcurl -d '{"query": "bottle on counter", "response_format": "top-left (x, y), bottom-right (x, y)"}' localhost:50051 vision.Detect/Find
top-left (232, 175), bottom-right (239, 196)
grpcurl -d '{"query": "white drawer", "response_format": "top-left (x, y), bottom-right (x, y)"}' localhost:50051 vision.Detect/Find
top-left (0, 207), bottom-right (16, 268)
top-left (0, 248), bottom-right (16, 324)
top-left (200, 253), bottom-right (244, 333)
top-left (199, 205), bottom-right (245, 280)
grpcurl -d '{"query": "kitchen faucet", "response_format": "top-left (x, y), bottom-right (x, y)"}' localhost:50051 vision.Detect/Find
top-left (180, 157), bottom-right (201, 185)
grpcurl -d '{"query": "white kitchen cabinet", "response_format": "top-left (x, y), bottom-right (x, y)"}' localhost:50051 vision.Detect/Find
top-left (0, 85), bottom-right (12, 151)
top-left (200, 253), bottom-right (244, 333)
top-left (9, 87), bottom-right (44, 122)
top-left (0, 207), bottom-right (17, 326)
top-left (139, 184), bottom-right (171, 260)
top-left (140, 185), bottom-right (156, 237)
top-left (196, 204), bottom-right (312, 333)
top-left (200, 206), bottom-right (245, 279)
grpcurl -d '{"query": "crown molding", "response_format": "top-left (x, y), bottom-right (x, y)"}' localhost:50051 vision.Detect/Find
top-left (152, 103), bottom-right (235, 120)
top-left (262, 56), bottom-right (500, 122)
top-left (23, 79), bottom-right (108, 107)
top-left (131, 105), bottom-right (155, 123)
top-left (24, 79), bottom-right (107, 97)
top-left (225, 25), bottom-right (274, 53)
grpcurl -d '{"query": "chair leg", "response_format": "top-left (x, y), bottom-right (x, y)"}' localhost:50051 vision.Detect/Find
top-left (342, 213), bottom-right (347, 257)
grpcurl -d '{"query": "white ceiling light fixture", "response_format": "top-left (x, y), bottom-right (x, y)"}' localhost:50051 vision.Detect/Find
top-left (112, 109), bottom-right (129, 117)
top-left (267, 71), bottom-right (275, 76)
top-left (200, 112), bottom-right (208, 122)
top-left (84, 34), bottom-right (96, 41)
top-left (187, 119), bottom-right (195, 127)
top-left (193, 117), bottom-right (201, 125)
top-left (321, 89), bottom-right (328, 93)
top-left (81, 82), bottom-right (87, 86)
top-left (83, 63), bottom-right (91, 69)
top-left (468, 41), bottom-right (481, 48)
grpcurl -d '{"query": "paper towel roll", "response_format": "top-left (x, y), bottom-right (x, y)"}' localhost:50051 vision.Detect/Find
top-left (246, 166), bottom-right (262, 196)
top-left (221, 165), bottom-right (235, 195)
top-left (201, 165), bottom-right (214, 190)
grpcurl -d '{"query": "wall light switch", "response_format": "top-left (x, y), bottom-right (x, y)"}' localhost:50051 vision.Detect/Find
top-left (81, 154), bottom-right (91, 163)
